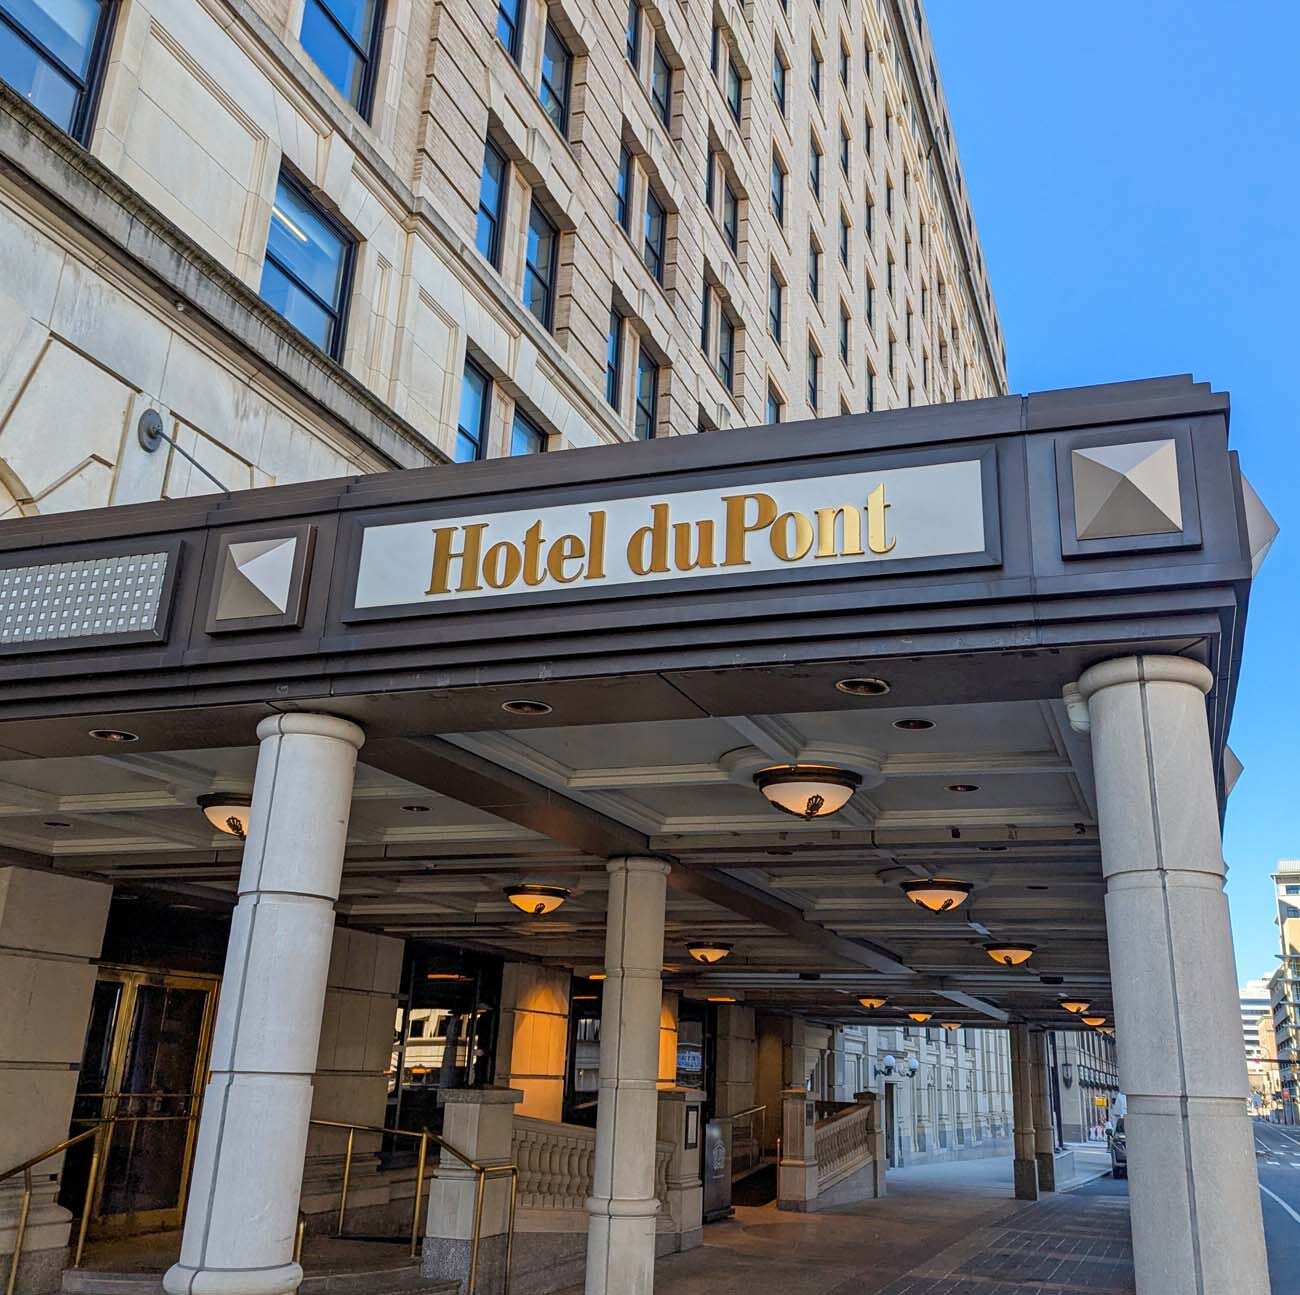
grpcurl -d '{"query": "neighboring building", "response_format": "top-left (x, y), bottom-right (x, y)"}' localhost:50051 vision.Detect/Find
top-left (1272, 860), bottom-right (1300, 1123)
top-left (1050, 1029), bottom-right (1121, 1144)
top-left (1241, 976), bottom-right (1272, 1059)
top-left (0, 0), bottom-right (1005, 522)
top-left (1252, 1011), bottom-right (1281, 1117)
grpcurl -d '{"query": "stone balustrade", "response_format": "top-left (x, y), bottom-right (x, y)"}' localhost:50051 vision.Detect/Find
top-left (813, 1100), bottom-right (875, 1191)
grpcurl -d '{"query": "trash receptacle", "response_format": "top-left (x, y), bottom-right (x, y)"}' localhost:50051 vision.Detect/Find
top-left (702, 1116), bottom-right (733, 1222)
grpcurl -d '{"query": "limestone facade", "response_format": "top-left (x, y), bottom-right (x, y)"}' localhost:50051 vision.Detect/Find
top-left (0, 0), bottom-right (1004, 520)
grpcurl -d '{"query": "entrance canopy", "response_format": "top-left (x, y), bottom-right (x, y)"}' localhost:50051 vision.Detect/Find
top-left (0, 375), bottom-right (1273, 1029)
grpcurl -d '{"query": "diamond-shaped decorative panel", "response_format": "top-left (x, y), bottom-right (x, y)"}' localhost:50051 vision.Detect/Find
top-left (1072, 439), bottom-right (1182, 540)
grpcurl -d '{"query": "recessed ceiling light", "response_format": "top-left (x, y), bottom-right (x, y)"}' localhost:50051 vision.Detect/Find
top-left (977, 845), bottom-right (1009, 853)
top-left (89, 728), bottom-right (138, 743)
top-left (1026, 884), bottom-right (1050, 891)
top-left (946, 784), bottom-right (980, 794)
top-left (501, 699), bottom-right (552, 716)
top-left (42, 819), bottom-right (72, 829)
top-left (424, 972), bottom-right (470, 982)
top-left (835, 676), bottom-right (890, 697)
top-left (400, 804), bottom-right (432, 813)
top-left (707, 995), bottom-right (737, 1003)
top-left (893, 718), bottom-right (935, 731)
top-left (589, 972), bottom-right (607, 981)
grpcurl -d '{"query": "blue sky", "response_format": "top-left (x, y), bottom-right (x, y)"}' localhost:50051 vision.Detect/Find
top-left (926, 1), bottom-right (1299, 986)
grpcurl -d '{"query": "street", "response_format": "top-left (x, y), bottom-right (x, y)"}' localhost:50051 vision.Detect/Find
top-left (1255, 1119), bottom-right (1300, 1293)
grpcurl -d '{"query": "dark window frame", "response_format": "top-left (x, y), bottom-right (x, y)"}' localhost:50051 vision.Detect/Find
top-left (626, 0), bottom-right (641, 66)
top-left (495, 0), bottom-right (524, 63)
top-left (605, 309), bottom-right (625, 409)
top-left (539, 21), bottom-right (572, 136)
top-left (511, 407), bottom-right (548, 455)
top-left (456, 357), bottom-right (493, 463)
top-left (718, 310), bottom-right (735, 390)
top-left (475, 138), bottom-right (509, 268)
top-left (0, 0), bottom-right (118, 145)
top-left (768, 266), bottom-right (783, 341)
top-left (634, 343), bottom-right (659, 439)
top-left (770, 152), bottom-right (786, 225)
top-left (616, 143), bottom-right (633, 231)
top-left (772, 44), bottom-right (787, 115)
top-left (807, 339), bottom-right (819, 410)
top-left (766, 383), bottom-right (783, 424)
top-left (523, 199), bottom-right (559, 330)
top-left (651, 36), bottom-right (673, 125)
top-left (721, 176), bottom-right (739, 253)
top-left (261, 167), bottom-right (356, 361)
top-left (643, 187), bottom-right (667, 283)
top-left (725, 53), bottom-right (742, 123)
top-left (301, 0), bottom-right (387, 120)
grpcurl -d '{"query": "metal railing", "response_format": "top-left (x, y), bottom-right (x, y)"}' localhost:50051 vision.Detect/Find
top-left (2, 1116), bottom-right (518, 1295)
top-left (728, 1104), bottom-right (767, 1178)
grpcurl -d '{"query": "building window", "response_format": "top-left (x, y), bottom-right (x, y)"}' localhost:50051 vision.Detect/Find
top-left (839, 37), bottom-right (849, 86)
top-left (766, 384), bottom-right (783, 424)
top-left (772, 44), bottom-right (787, 115)
top-left (644, 188), bottom-right (666, 281)
top-left (887, 252), bottom-right (895, 297)
top-left (839, 210), bottom-right (849, 266)
top-left (539, 22), bottom-right (571, 134)
top-left (808, 236), bottom-right (820, 301)
top-left (770, 151), bottom-right (786, 225)
top-left (839, 303), bottom-right (849, 363)
top-left (921, 283), bottom-right (928, 317)
top-left (259, 170), bottom-right (354, 360)
top-left (523, 201), bottom-right (558, 329)
top-left (807, 340), bottom-right (819, 410)
top-left (768, 267), bottom-right (782, 341)
top-left (722, 178), bottom-right (739, 253)
top-left (866, 365), bottom-right (876, 412)
top-left (495, 0), bottom-right (523, 63)
top-left (725, 54), bottom-right (742, 123)
top-left (605, 310), bottom-right (624, 408)
top-left (810, 39), bottom-right (821, 101)
top-left (634, 344), bottom-right (658, 439)
top-left (839, 121), bottom-right (850, 174)
top-left (615, 144), bottom-right (633, 231)
top-left (809, 131), bottom-right (821, 199)
top-left (888, 333), bottom-right (896, 378)
top-left (626, 0), bottom-right (640, 66)
top-left (511, 409), bottom-right (546, 455)
top-left (864, 109), bottom-right (873, 156)
top-left (651, 37), bottom-right (672, 124)
top-left (886, 177), bottom-right (894, 217)
top-left (0, 0), bottom-right (115, 143)
top-left (718, 312), bottom-right (735, 390)
top-left (904, 235), bottom-right (912, 272)
top-left (475, 139), bottom-right (508, 267)
top-left (301, 0), bottom-right (384, 115)
top-left (456, 359), bottom-right (491, 462)
top-left (906, 305), bottom-right (913, 345)
top-left (698, 282), bottom-right (710, 351)
top-left (865, 279), bottom-right (874, 326)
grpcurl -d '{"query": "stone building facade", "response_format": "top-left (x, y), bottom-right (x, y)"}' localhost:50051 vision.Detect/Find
top-left (0, 0), bottom-right (1004, 519)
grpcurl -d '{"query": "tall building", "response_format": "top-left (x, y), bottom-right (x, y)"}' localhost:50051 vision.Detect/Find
top-left (1240, 976), bottom-right (1272, 1058)
top-left (0, 0), bottom-right (1005, 517)
top-left (1271, 859), bottom-right (1300, 1123)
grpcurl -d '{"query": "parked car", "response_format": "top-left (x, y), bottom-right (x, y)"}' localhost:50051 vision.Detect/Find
top-left (1109, 1116), bottom-right (1127, 1178)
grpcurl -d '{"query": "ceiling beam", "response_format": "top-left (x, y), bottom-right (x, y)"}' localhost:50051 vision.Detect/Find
top-left (936, 987), bottom-right (1010, 1023)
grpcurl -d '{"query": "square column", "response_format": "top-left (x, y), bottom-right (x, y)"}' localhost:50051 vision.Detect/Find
top-left (1077, 655), bottom-right (1268, 1294)
top-left (0, 870), bottom-right (111, 1295)
top-left (165, 713), bottom-right (364, 1295)
top-left (1009, 1025), bottom-right (1038, 1201)
top-left (1029, 1030), bottom-right (1057, 1192)
top-left (584, 856), bottom-right (669, 1295)
top-left (494, 963), bottom-right (572, 1121)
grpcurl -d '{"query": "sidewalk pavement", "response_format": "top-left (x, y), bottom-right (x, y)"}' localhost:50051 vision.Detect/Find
top-left (613, 1154), bottom-right (1133, 1295)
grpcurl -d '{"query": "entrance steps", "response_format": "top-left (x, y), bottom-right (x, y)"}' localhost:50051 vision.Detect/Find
top-left (63, 1236), bottom-right (459, 1295)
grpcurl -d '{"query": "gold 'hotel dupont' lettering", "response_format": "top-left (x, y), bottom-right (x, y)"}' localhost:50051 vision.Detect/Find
top-left (426, 487), bottom-right (896, 595)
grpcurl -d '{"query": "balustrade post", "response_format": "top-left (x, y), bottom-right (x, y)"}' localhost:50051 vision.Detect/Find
top-left (776, 1087), bottom-right (817, 1211)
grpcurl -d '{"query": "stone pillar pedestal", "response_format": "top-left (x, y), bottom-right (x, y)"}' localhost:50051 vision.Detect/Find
top-left (776, 1087), bottom-right (817, 1211)
top-left (584, 856), bottom-right (669, 1295)
top-left (1029, 1030), bottom-right (1056, 1192)
top-left (1078, 655), bottom-right (1269, 1295)
top-left (0, 869), bottom-right (111, 1295)
top-left (422, 1088), bottom-right (522, 1295)
top-left (1009, 1025), bottom-right (1038, 1201)
top-left (654, 1089), bottom-right (704, 1251)
top-left (165, 713), bottom-right (364, 1295)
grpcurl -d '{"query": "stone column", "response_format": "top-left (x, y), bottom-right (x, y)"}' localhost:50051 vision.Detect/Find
top-left (422, 1088), bottom-right (521, 1294)
top-left (1077, 655), bottom-right (1269, 1294)
top-left (1009, 1025), bottom-right (1038, 1201)
top-left (494, 963), bottom-right (571, 1121)
top-left (165, 713), bottom-right (364, 1295)
top-left (776, 1087), bottom-right (817, 1211)
top-left (1029, 1030), bottom-right (1056, 1191)
top-left (584, 856), bottom-right (669, 1295)
top-left (0, 870), bottom-right (111, 1295)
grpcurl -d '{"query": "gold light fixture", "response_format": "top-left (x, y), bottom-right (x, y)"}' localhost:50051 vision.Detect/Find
top-left (858, 995), bottom-right (888, 1009)
top-left (901, 878), bottom-right (974, 913)
top-left (687, 941), bottom-right (734, 964)
top-left (589, 972), bottom-right (607, 981)
top-left (941, 1022), bottom-right (961, 1032)
top-left (504, 883), bottom-right (570, 915)
top-left (1081, 1015), bottom-right (1107, 1028)
top-left (1098, 1026), bottom-right (1115, 1036)
top-left (1060, 999), bottom-right (1091, 1015)
top-left (754, 764), bottom-right (861, 819)
top-left (907, 1011), bottom-right (932, 1023)
top-left (707, 995), bottom-right (737, 1003)
top-left (198, 793), bottom-right (253, 840)
top-left (983, 942), bottom-right (1036, 967)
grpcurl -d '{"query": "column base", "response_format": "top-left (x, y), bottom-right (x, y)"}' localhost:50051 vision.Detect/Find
top-left (422, 1234), bottom-right (509, 1295)
top-left (584, 1201), bottom-right (658, 1295)
top-left (162, 1261), bottom-right (303, 1295)
top-left (1013, 1158), bottom-right (1039, 1201)
top-left (1034, 1150), bottom-right (1056, 1192)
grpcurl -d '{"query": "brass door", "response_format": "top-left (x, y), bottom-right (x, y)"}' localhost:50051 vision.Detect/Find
top-left (62, 966), bottom-right (219, 1238)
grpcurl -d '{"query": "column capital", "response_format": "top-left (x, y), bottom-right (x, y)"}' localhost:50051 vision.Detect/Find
top-left (1076, 654), bottom-right (1212, 703)
top-left (255, 712), bottom-right (366, 748)
top-left (605, 854), bottom-right (671, 876)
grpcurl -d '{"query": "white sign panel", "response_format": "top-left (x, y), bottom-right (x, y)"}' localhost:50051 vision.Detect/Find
top-left (353, 459), bottom-right (986, 609)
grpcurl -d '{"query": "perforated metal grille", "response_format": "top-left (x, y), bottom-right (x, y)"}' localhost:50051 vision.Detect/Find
top-left (0, 553), bottom-right (169, 644)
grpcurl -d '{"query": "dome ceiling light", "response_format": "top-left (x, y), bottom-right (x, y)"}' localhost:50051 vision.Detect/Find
top-left (504, 883), bottom-right (570, 915)
top-left (901, 878), bottom-right (974, 913)
top-left (941, 1022), bottom-right (961, 1032)
top-left (907, 1011), bottom-right (932, 1023)
top-left (687, 941), bottom-right (734, 964)
top-left (1081, 1015), bottom-right (1107, 1028)
top-left (858, 996), bottom-right (887, 1009)
top-left (984, 942), bottom-right (1036, 967)
top-left (198, 793), bottom-right (253, 840)
top-left (1060, 1000), bottom-right (1091, 1015)
top-left (754, 764), bottom-right (861, 819)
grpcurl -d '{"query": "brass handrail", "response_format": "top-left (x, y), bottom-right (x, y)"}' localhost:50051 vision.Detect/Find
top-left (0, 1115), bottom-right (193, 1295)
top-left (308, 1118), bottom-right (518, 1295)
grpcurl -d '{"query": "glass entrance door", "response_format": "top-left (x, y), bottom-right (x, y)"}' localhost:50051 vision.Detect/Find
top-left (60, 967), bottom-right (218, 1237)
